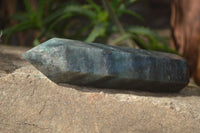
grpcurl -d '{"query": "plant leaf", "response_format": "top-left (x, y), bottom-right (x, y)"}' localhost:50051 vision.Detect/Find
top-left (44, 5), bottom-right (95, 24)
top-left (4, 21), bottom-right (33, 43)
top-left (127, 26), bottom-right (167, 45)
top-left (86, 0), bottom-right (101, 13)
top-left (47, 14), bottom-right (73, 32)
top-left (85, 23), bottom-right (107, 42)
top-left (38, 0), bottom-right (46, 18)
top-left (113, 33), bottom-right (132, 45)
top-left (120, 9), bottom-right (144, 22)
top-left (23, 0), bottom-right (34, 14)
top-left (132, 34), bottom-right (149, 49)
top-left (9, 12), bottom-right (28, 21)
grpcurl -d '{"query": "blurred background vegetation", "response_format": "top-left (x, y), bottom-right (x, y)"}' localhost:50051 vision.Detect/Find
top-left (0, 0), bottom-right (176, 53)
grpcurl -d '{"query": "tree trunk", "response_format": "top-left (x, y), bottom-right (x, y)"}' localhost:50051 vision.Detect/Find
top-left (171, 0), bottom-right (200, 84)
top-left (0, 0), bottom-right (17, 27)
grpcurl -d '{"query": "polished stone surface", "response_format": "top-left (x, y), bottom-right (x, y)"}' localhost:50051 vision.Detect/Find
top-left (23, 38), bottom-right (189, 92)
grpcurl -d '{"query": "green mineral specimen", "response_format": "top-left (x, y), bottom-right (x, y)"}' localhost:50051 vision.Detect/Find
top-left (23, 38), bottom-right (189, 92)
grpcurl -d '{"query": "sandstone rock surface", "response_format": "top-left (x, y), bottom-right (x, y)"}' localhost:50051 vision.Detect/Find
top-left (0, 45), bottom-right (200, 133)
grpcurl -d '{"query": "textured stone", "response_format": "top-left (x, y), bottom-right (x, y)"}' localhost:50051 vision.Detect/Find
top-left (23, 38), bottom-right (189, 92)
top-left (1, 45), bottom-right (200, 133)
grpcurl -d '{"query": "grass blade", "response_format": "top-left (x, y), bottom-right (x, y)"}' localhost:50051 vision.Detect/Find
top-left (85, 23), bottom-right (107, 42)
top-left (127, 26), bottom-right (167, 45)
top-left (120, 9), bottom-right (144, 22)
top-left (4, 21), bottom-right (33, 43)
top-left (113, 33), bottom-right (132, 45)
top-left (38, 0), bottom-right (46, 18)
top-left (23, 0), bottom-right (34, 14)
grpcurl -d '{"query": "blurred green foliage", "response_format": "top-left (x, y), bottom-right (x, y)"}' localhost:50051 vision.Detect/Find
top-left (3, 0), bottom-right (177, 54)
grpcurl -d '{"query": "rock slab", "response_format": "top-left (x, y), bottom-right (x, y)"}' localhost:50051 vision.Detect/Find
top-left (23, 38), bottom-right (189, 92)
top-left (0, 45), bottom-right (200, 133)
top-left (0, 46), bottom-right (200, 133)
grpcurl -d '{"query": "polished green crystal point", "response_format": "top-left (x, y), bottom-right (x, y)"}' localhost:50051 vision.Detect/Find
top-left (23, 38), bottom-right (189, 92)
